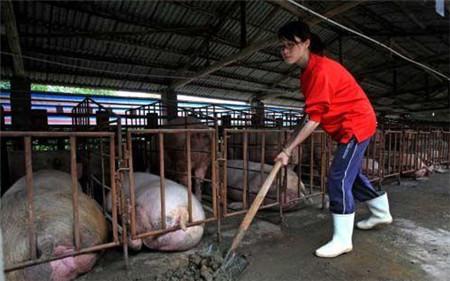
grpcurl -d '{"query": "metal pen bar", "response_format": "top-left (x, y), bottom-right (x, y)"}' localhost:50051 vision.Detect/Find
top-left (135, 218), bottom-right (217, 240)
top-left (70, 137), bottom-right (81, 251)
top-left (130, 128), bottom-right (215, 134)
top-left (4, 242), bottom-right (120, 272)
top-left (24, 137), bottom-right (37, 260)
top-left (223, 202), bottom-right (280, 218)
top-left (223, 132), bottom-right (228, 215)
top-left (211, 130), bottom-right (218, 218)
top-left (109, 135), bottom-right (119, 243)
top-left (243, 131), bottom-right (248, 209)
top-left (159, 132), bottom-right (167, 230)
top-left (260, 133), bottom-right (266, 187)
top-left (186, 131), bottom-right (193, 223)
top-left (0, 131), bottom-right (114, 137)
top-left (91, 176), bottom-right (111, 191)
top-left (126, 131), bottom-right (137, 237)
top-left (100, 140), bottom-right (107, 213)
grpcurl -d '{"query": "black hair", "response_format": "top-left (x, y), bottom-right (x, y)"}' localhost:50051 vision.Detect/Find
top-left (278, 21), bottom-right (324, 55)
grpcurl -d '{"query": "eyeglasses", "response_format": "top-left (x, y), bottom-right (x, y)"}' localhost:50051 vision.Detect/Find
top-left (279, 41), bottom-right (301, 51)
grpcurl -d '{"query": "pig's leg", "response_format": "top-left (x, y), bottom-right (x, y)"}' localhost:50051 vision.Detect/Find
top-left (127, 205), bottom-right (152, 251)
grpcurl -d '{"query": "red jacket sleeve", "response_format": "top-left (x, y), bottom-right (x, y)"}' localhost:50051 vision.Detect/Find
top-left (303, 68), bottom-right (333, 123)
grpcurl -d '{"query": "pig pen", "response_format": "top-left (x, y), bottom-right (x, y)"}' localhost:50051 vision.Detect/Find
top-left (379, 129), bottom-right (450, 182)
top-left (122, 128), bottom-right (220, 244)
top-left (3, 121), bottom-right (449, 281)
top-left (78, 126), bottom-right (449, 281)
top-left (124, 101), bottom-right (220, 174)
top-left (222, 128), bottom-right (327, 219)
top-left (87, 127), bottom-right (232, 281)
top-left (0, 131), bottom-right (121, 281)
top-left (80, 124), bottom-right (450, 281)
top-left (75, 162), bottom-right (450, 281)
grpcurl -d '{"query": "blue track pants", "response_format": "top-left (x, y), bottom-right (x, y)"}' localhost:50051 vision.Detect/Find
top-left (328, 137), bottom-right (382, 214)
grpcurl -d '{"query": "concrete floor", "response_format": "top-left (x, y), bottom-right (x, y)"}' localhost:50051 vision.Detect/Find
top-left (78, 172), bottom-right (449, 281)
top-left (239, 172), bottom-right (450, 281)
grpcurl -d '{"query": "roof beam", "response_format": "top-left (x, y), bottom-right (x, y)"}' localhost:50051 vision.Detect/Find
top-left (247, 6), bottom-right (281, 44)
top-left (358, 5), bottom-right (438, 56)
top-left (19, 27), bottom-right (211, 39)
top-left (1, 0), bottom-right (25, 77)
top-left (407, 103), bottom-right (449, 112)
top-left (355, 52), bottom-right (449, 77)
top-left (370, 83), bottom-right (445, 100)
top-left (171, 1), bottom-right (362, 90)
top-left (2, 70), bottom-right (257, 102)
top-left (170, 38), bottom-right (277, 89)
top-left (38, 1), bottom-right (282, 62)
top-left (173, 1), bottom-right (277, 37)
top-left (23, 17), bottom-right (287, 77)
top-left (352, 6), bottom-right (432, 58)
top-left (258, 65), bottom-right (299, 100)
top-left (12, 48), bottom-right (295, 92)
top-left (269, 0), bottom-right (362, 26)
top-left (340, 29), bottom-right (449, 38)
top-left (8, 68), bottom-right (268, 97)
top-left (1, 52), bottom-right (294, 97)
top-left (41, 1), bottom-right (208, 39)
top-left (334, 9), bottom-right (445, 82)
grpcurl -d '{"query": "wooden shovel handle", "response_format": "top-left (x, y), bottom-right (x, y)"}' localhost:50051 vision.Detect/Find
top-left (226, 115), bottom-right (308, 256)
top-left (228, 161), bottom-right (283, 253)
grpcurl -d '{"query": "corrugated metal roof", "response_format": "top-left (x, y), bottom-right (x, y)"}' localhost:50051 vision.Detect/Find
top-left (2, 0), bottom-right (449, 111)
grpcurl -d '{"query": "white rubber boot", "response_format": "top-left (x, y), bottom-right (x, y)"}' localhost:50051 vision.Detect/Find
top-left (357, 193), bottom-right (393, 230)
top-left (315, 213), bottom-right (354, 258)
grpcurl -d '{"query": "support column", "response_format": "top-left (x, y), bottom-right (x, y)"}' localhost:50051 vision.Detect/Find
top-left (0, 106), bottom-right (10, 193)
top-left (146, 113), bottom-right (159, 128)
top-left (10, 76), bottom-right (31, 130)
top-left (162, 89), bottom-right (178, 121)
top-left (251, 98), bottom-right (265, 128)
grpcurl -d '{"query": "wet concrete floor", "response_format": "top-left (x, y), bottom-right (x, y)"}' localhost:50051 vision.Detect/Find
top-left (79, 172), bottom-right (449, 281)
top-left (239, 172), bottom-right (450, 281)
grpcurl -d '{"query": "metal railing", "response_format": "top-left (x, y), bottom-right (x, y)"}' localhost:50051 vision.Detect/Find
top-left (124, 128), bottom-right (219, 242)
top-left (0, 131), bottom-right (120, 273)
top-left (2, 125), bottom-right (449, 276)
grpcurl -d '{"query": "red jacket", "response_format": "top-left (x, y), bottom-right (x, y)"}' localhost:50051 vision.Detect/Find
top-left (300, 53), bottom-right (377, 144)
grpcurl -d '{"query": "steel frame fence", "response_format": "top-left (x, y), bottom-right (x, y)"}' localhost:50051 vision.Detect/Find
top-left (123, 128), bottom-right (219, 242)
top-left (221, 128), bottom-right (327, 220)
top-left (2, 125), bottom-right (449, 275)
top-left (0, 131), bottom-right (120, 273)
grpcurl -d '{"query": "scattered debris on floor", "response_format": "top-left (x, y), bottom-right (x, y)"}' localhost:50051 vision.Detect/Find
top-left (136, 246), bottom-right (247, 281)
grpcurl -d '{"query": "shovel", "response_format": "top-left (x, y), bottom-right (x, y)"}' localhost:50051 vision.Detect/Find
top-left (214, 115), bottom-right (308, 279)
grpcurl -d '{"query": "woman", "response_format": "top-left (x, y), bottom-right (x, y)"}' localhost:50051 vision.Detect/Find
top-left (274, 21), bottom-right (393, 258)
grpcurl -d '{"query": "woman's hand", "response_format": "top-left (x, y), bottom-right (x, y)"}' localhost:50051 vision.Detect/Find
top-left (274, 148), bottom-right (291, 166)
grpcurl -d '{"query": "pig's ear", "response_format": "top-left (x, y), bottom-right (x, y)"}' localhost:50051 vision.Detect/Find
top-left (76, 163), bottom-right (83, 180)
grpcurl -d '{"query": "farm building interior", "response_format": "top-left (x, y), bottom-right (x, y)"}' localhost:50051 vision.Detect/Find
top-left (0, 1), bottom-right (449, 281)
